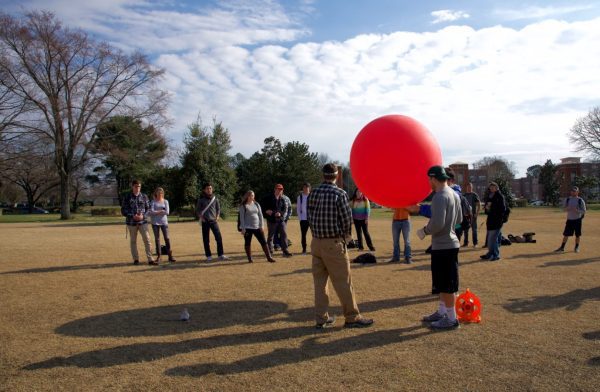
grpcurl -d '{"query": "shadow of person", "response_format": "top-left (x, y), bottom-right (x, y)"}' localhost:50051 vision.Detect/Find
top-left (24, 325), bottom-right (317, 370)
top-left (164, 325), bottom-right (433, 377)
top-left (55, 300), bottom-right (288, 337)
top-left (0, 261), bottom-right (134, 275)
top-left (539, 257), bottom-right (599, 268)
top-left (503, 287), bottom-right (600, 313)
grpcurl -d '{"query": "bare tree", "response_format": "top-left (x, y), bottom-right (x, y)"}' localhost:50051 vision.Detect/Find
top-left (473, 156), bottom-right (517, 181)
top-left (0, 137), bottom-right (59, 211)
top-left (569, 107), bottom-right (600, 160)
top-left (0, 11), bottom-right (169, 219)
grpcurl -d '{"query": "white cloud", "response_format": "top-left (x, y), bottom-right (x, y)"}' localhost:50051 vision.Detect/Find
top-left (7, 0), bottom-right (309, 52)
top-left (158, 17), bottom-right (600, 176)
top-left (494, 4), bottom-right (595, 20)
top-left (5, 1), bottom-right (600, 176)
top-left (431, 9), bottom-right (470, 24)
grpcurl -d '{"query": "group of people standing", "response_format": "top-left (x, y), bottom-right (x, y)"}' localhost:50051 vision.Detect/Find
top-left (121, 164), bottom-right (586, 332)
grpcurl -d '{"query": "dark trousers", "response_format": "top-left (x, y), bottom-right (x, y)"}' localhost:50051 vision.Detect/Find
top-left (353, 219), bottom-right (373, 250)
top-left (244, 228), bottom-right (267, 246)
top-left (300, 220), bottom-right (310, 252)
top-left (267, 220), bottom-right (288, 252)
top-left (201, 220), bottom-right (224, 257)
top-left (152, 225), bottom-right (171, 255)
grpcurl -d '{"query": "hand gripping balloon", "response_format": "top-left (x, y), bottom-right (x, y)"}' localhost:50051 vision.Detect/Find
top-left (455, 288), bottom-right (482, 323)
top-left (350, 115), bottom-right (442, 208)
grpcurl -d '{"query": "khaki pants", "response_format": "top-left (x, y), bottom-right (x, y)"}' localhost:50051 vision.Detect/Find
top-left (311, 237), bottom-right (360, 324)
top-left (128, 224), bottom-right (152, 262)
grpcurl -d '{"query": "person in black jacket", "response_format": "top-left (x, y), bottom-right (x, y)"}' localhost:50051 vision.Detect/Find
top-left (260, 184), bottom-right (292, 257)
top-left (480, 182), bottom-right (506, 261)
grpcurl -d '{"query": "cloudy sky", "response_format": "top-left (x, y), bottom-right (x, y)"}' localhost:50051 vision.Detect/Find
top-left (3, 0), bottom-right (600, 176)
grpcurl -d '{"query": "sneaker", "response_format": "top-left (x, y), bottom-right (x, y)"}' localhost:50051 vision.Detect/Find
top-left (554, 247), bottom-right (564, 252)
top-left (315, 316), bottom-right (336, 329)
top-left (133, 260), bottom-right (140, 265)
top-left (283, 251), bottom-right (293, 258)
top-left (301, 252), bottom-right (308, 255)
top-left (274, 246), bottom-right (281, 251)
top-left (430, 317), bottom-right (459, 330)
top-left (206, 256), bottom-right (213, 262)
top-left (218, 255), bottom-right (229, 261)
top-left (404, 258), bottom-right (413, 264)
top-left (480, 254), bottom-right (491, 260)
top-left (387, 258), bottom-right (400, 263)
top-left (344, 317), bottom-right (374, 328)
top-left (489, 257), bottom-right (501, 261)
top-left (422, 311), bottom-right (445, 322)
top-left (574, 247), bottom-right (580, 253)
top-left (368, 246), bottom-right (376, 252)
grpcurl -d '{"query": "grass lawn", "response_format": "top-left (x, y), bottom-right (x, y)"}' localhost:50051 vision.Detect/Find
top-left (0, 209), bottom-right (598, 391)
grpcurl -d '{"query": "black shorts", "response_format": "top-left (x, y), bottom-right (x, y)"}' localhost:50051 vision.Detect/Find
top-left (563, 218), bottom-right (582, 237)
top-left (430, 248), bottom-right (459, 294)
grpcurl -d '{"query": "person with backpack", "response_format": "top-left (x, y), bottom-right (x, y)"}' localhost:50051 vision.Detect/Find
top-left (445, 168), bottom-right (472, 244)
top-left (239, 190), bottom-right (276, 263)
top-left (555, 186), bottom-right (586, 253)
top-left (196, 183), bottom-right (228, 262)
top-left (480, 182), bottom-right (506, 261)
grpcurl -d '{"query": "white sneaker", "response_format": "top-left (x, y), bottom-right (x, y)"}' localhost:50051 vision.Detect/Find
top-left (218, 255), bottom-right (229, 261)
top-left (206, 256), bottom-right (213, 262)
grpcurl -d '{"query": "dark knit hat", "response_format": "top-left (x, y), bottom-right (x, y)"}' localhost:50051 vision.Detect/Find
top-left (427, 165), bottom-right (450, 180)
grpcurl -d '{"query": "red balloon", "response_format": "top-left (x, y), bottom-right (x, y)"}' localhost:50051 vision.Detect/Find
top-left (350, 115), bottom-right (442, 208)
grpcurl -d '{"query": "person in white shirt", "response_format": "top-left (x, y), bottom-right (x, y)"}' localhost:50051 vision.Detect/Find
top-left (296, 183), bottom-right (311, 254)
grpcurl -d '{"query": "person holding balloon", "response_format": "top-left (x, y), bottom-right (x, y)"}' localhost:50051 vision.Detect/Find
top-left (417, 166), bottom-right (462, 330)
top-left (350, 189), bottom-right (376, 252)
top-left (388, 204), bottom-right (419, 264)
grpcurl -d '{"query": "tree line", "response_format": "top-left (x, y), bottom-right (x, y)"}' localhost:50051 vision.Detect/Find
top-left (1, 12), bottom-right (599, 217)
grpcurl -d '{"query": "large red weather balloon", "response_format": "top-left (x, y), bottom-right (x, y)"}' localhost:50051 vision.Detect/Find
top-left (350, 115), bottom-right (441, 208)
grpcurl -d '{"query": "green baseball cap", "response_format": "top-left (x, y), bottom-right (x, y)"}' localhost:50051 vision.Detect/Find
top-left (427, 165), bottom-right (450, 180)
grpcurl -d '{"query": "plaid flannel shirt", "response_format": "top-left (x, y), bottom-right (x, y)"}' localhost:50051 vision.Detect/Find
top-left (121, 192), bottom-right (150, 225)
top-left (307, 181), bottom-right (352, 239)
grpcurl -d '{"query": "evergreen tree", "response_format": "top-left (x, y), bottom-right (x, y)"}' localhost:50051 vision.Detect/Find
top-left (180, 117), bottom-right (237, 213)
top-left (93, 116), bottom-right (167, 204)
top-left (539, 159), bottom-right (561, 206)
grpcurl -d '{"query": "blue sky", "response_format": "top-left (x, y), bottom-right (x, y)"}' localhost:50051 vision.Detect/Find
top-left (3, 0), bottom-right (600, 176)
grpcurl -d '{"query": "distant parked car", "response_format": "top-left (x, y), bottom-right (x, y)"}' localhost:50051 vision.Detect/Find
top-left (13, 206), bottom-right (50, 214)
top-left (529, 200), bottom-right (544, 206)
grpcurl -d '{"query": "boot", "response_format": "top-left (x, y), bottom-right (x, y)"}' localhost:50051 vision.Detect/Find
top-left (261, 244), bottom-right (276, 263)
top-left (150, 254), bottom-right (160, 265)
top-left (168, 250), bottom-right (176, 262)
top-left (245, 244), bottom-right (253, 263)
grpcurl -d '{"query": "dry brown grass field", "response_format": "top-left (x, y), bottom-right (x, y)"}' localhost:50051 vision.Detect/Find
top-left (0, 208), bottom-right (598, 391)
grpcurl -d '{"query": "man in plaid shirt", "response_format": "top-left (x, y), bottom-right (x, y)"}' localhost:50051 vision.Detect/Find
top-left (307, 163), bottom-right (374, 329)
top-left (121, 179), bottom-right (153, 265)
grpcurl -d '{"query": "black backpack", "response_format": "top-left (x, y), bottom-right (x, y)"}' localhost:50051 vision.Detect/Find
top-left (352, 253), bottom-right (377, 264)
top-left (502, 205), bottom-right (511, 223)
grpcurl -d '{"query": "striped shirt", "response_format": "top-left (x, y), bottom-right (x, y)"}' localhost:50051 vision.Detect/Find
top-left (307, 181), bottom-right (352, 239)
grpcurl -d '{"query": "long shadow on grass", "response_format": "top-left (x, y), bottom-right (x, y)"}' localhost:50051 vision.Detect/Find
top-left (539, 257), bottom-right (600, 268)
top-left (56, 300), bottom-right (289, 337)
top-left (165, 325), bottom-right (433, 377)
top-left (583, 330), bottom-right (600, 366)
top-left (503, 287), bottom-right (600, 313)
top-left (25, 325), bottom-right (317, 369)
top-left (0, 261), bottom-right (134, 274)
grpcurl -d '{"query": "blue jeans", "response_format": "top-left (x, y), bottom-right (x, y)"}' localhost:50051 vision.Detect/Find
top-left (392, 219), bottom-right (411, 260)
top-left (486, 229), bottom-right (501, 259)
